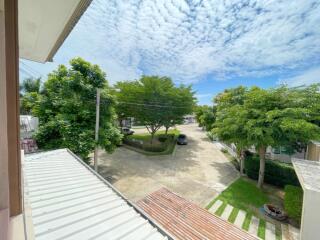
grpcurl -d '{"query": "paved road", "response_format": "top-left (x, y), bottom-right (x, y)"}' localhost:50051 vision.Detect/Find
top-left (98, 124), bottom-right (239, 207)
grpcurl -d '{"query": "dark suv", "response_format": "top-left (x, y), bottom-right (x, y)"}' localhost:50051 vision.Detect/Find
top-left (177, 134), bottom-right (187, 145)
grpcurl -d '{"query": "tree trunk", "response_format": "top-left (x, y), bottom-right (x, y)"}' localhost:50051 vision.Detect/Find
top-left (165, 126), bottom-right (169, 135)
top-left (240, 149), bottom-right (245, 176)
top-left (150, 131), bottom-right (155, 144)
top-left (257, 146), bottom-right (266, 188)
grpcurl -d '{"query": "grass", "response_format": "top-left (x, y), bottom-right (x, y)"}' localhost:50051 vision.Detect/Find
top-left (258, 219), bottom-right (266, 239)
top-left (242, 213), bottom-right (252, 230)
top-left (276, 225), bottom-right (282, 240)
top-left (215, 202), bottom-right (227, 216)
top-left (284, 185), bottom-right (303, 225)
top-left (228, 207), bottom-right (239, 223)
top-left (213, 178), bottom-right (269, 214)
top-left (124, 129), bottom-right (180, 156)
top-left (127, 129), bottom-right (180, 141)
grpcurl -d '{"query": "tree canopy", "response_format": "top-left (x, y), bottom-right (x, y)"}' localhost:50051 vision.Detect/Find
top-left (194, 105), bottom-right (216, 131)
top-left (33, 58), bottom-right (122, 160)
top-left (20, 77), bottom-right (41, 114)
top-left (115, 75), bottom-right (195, 139)
top-left (213, 85), bottom-right (320, 188)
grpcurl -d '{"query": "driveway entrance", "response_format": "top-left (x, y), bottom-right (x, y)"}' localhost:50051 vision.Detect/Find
top-left (98, 124), bottom-right (239, 207)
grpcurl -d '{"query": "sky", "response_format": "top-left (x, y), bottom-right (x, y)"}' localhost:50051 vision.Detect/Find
top-left (20, 0), bottom-right (320, 105)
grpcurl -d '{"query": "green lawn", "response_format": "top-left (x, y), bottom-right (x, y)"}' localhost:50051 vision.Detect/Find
top-left (206, 177), bottom-right (285, 240)
top-left (124, 129), bottom-right (180, 155)
top-left (206, 178), bottom-right (269, 214)
top-left (127, 129), bottom-right (180, 141)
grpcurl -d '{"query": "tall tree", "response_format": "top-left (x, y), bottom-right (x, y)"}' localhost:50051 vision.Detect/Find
top-left (194, 105), bottom-right (216, 131)
top-left (214, 85), bottom-right (320, 188)
top-left (20, 77), bottom-right (41, 114)
top-left (213, 86), bottom-right (248, 175)
top-left (115, 76), bottom-right (195, 141)
top-left (33, 58), bottom-right (122, 160)
top-left (242, 86), bottom-right (320, 188)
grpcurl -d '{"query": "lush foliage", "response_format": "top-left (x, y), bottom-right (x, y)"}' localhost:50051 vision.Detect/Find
top-left (20, 77), bottom-right (41, 114)
top-left (284, 185), bottom-right (303, 224)
top-left (115, 76), bottom-right (195, 140)
top-left (213, 85), bottom-right (320, 187)
top-left (244, 154), bottom-right (300, 187)
top-left (194, 105), bottom-right (216, 131)
top-left (33, 58), bottom-right (122, 160)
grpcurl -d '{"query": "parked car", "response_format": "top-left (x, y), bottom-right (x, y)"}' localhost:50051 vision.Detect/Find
top-left (177, 134), bottom-right (188, 145)
top-left (121, 127), bottom-right (134, 135)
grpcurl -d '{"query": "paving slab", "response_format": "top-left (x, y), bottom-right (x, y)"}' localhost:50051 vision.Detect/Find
top-left (248, 216), bottom-right (259, 235)
top-left (220, 204), bottom-right (233, 220)
top-left (288, 225), bottom-right (300, 240)
top-left (234, 210), bottom-right (246, 228)
top-left (265, 222), bottom-right (276, 240)
top-left (209, 199), bottom-right (223, 214)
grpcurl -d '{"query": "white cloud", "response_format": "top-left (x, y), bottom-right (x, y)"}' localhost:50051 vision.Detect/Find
top-left (49, 0), bottom-right (320, 84)
top-left (279, 67), bottom-right (320, 86)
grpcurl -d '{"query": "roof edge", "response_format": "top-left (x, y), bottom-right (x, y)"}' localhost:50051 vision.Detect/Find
top-left (45, 0), bottom-right (93, 62)
top-left (66, 149), bottom-right (176, 240)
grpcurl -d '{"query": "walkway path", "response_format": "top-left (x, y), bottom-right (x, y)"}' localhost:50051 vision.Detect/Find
top-left (208, 201), bottom-right (300, 240)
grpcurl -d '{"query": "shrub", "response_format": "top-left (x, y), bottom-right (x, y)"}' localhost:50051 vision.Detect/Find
top-left (284, 185), bottom-right (303, 224)
top-left (123, 134), bottom-right (176, 153)
top-left (244, 155), bottom-right (300, 187)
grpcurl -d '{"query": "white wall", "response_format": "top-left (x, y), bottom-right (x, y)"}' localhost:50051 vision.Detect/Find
top-left (300, 189), bottom-right (320, 240)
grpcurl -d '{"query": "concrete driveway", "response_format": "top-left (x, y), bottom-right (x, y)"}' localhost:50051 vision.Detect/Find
top-left (98, 124), bottom-right (239, 207)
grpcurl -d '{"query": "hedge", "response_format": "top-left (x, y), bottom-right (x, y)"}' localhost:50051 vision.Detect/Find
top-left (123, 134), bottom-right (176, 153)
top-left (284, 185), bottom-right (303, 224)
top-left (244, 155), bottom-right (300, 187)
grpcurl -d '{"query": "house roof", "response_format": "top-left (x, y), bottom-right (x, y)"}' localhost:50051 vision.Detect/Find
top-left (19, 0), bottom-right (92, 62)
top-left (137, 188), bottom-right (258, 240)
top-left (292, 158), bottom-right (320, 192)
top-left (23, 149), bottom-right (172, 240)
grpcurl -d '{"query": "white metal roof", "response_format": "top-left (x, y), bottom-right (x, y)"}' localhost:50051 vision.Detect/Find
top-left (292, 158), bottom-right (320, 192)
top-left (23, 149), bottom-right (171, 240)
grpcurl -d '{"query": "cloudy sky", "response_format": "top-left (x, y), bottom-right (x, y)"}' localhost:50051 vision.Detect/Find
top-left (20, 0), bottom-right (320, 104)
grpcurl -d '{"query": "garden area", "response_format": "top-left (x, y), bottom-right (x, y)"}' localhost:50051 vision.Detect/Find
top-left (123, 129), bottom-right (180, 155)
top-left (206, 177), bottom-right (303, 240)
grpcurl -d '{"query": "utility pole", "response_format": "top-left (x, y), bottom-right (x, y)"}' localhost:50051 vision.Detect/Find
top-left (94, 88), bottom-right (101, 172)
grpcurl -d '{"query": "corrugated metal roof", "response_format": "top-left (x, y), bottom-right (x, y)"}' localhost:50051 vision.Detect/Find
top-left (23, 149), bottom-right (172, 240)
top-left (137, 188), bottom-right (258, 240)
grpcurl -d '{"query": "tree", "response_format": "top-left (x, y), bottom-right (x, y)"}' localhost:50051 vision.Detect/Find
top-left (162, 85), bottom-right (195, 134)
top-left (194, 105), bottom-right (216, 131)
top-left (242, 86), bottom-right (320, 188)
top-left (33, 58), bottom-right (122, 160)
top-left (213, 86), bottom-right (248, 175)
top-left (20, 77), bottom-right (41, 114)
top-left (214, 85), bottom-right (320, 188)
top-left (115, 76), bottom-right (195, 142)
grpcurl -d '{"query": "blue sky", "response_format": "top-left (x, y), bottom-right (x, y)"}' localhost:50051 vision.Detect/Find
top-left (20, 0), bottom-right (320, 105)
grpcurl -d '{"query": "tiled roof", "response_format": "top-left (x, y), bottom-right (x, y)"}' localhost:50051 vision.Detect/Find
top-left (137, 188), bottom-right (258, 240)
top-left (23, 149), bottom-right (172, 240)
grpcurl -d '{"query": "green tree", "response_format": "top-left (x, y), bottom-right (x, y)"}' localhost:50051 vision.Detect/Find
top-left (162, 85), bottom-right (195, 134)
top-left (194, 105), bottom-right (216, 131)
top-left (33, 58), bottom-right (122, 161)
top-left (20, 77), bottom-right (41, 114)
top-left (213, 86), bottom-right (248, 174)
top-left (242, 86), bottom-right (320, 188)
top-left (115, 76), bottom-right (195, 141)
top-left (214, 85), bottom-right (320, 188)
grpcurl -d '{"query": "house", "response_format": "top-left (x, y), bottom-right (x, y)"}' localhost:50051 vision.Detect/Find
top-left (20, 115), bottom-right (38, 139)
top-left (0, 1), bottom-right (309, 240)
